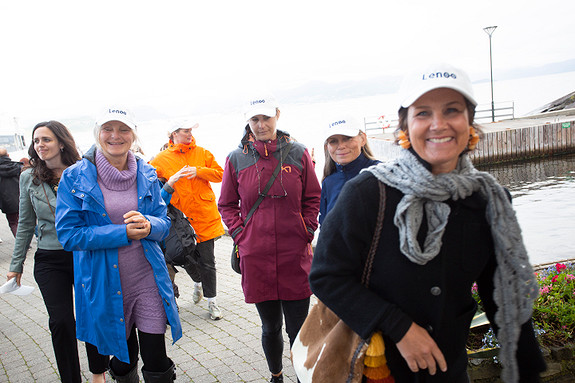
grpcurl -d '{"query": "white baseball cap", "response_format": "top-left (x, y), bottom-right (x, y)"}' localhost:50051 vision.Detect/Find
top-left (96, 106), bottom-right (137, 130)
top-left (398, 63), bottom-right (477, 108)
top-left (168, 119), bottom-right (199, 136)
top-left (323, 116), bottom-right (363, 142)
top-left (244, 94), bottom-right (279, 120)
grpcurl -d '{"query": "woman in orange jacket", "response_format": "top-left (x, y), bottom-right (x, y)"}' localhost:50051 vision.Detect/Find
top-left (150, 120), bottom-right (225, 320)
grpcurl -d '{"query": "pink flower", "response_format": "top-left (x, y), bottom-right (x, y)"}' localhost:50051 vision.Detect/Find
top-left (565, 274), bottom-right (575, 281)
top-left (540, 285), bottom-right (551, 294)
top-left (552, 275), bottom-right (559, 283)
top-left (556, 263), bottom-right (567, 273)
top-left (471, 283), bottom-right (478, 293)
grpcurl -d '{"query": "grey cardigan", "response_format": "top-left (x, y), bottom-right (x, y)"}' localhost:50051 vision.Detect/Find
top-left (10, 168), bottom-right (63, 273)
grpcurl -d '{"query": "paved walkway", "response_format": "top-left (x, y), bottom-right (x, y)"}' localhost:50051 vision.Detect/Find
top-left (0, 217), bottom-right (299, 382)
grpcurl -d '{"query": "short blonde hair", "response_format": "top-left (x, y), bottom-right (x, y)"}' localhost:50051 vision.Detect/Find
top-left (93, 121), bottom-right (142, 154)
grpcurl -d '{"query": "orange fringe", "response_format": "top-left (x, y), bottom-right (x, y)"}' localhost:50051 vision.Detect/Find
top-left (363, 332), bottom-right (394, 381)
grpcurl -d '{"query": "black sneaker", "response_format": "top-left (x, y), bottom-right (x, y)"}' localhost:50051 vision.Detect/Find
top-left (270, 374), bottom-right (284, 383)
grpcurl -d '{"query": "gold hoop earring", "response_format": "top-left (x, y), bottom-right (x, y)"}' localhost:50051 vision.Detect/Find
top-left (468, 126), bottom-right (479, 150)
top-left (398, 130), bottom-right (411, 149)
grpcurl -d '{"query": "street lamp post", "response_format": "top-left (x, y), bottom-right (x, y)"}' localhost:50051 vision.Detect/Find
top-left (483, 26), bottom-right (497, 122)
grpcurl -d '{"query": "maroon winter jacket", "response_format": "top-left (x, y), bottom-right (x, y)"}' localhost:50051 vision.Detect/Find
top-left (218, 130), bottom-right (321, 303)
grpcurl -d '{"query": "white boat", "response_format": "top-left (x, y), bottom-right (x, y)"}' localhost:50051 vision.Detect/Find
top-left (0, 115), bottom-right (28, 161)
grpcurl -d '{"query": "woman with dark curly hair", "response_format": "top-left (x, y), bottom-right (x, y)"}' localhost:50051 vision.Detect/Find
top-left (6, 121), bottom-right (109, 383)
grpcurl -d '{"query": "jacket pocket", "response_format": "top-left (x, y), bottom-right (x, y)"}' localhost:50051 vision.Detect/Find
top-left (199, 191), bottom-right (216, 202)
top-left (298, 213), bottom-right (312, 243)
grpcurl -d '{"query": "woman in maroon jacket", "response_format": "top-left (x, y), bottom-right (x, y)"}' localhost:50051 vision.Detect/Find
top-left (218, 94), bottom-right (321, 383)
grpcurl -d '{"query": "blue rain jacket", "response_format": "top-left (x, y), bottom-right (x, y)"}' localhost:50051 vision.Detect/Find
top-left (55, 149), bottom-right (182, 363)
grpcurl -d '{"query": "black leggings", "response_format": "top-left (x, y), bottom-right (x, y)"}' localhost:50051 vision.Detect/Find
top-left (255, 298), bottom-right (310, 375)
top-left (107, 326), bottom-right (171, 375)
top-left (34, 249), bottom-right (107, 380)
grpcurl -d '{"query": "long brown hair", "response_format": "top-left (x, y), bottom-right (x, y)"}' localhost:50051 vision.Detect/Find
top-left (28, 121), bottom-right (80, 185)
top-left (322, 131), bottom-right (376, 181)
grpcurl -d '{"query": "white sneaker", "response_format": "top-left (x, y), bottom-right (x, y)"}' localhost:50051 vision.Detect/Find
top-left (192, 284), bottom-right (203, 304)
top-left (208, 301), bottom-right (222, 320)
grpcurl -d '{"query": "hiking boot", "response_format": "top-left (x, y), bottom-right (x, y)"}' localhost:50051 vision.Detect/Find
top-left (109, 363), bottom-right (139, 383)
top-left (208, 301), bottom-right (222, 320)
top-left (141, 358), bottom-right (176, 382)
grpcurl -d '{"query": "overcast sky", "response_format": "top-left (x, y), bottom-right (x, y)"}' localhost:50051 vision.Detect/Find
top-left (1, 0), bottom-right (574, 123)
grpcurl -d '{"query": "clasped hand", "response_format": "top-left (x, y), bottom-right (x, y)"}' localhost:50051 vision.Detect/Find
top-left (124, 210), bottom-right (151, 240)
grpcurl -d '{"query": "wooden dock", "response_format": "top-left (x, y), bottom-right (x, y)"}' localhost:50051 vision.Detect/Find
top-left (367, 109), bottom-right (575, 165)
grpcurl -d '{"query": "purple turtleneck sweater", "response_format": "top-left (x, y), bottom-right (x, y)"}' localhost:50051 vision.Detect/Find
top-left (95, 150), bottom-right (166, 337)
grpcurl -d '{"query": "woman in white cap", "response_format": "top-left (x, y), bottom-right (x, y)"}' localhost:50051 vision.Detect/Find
top-left (149, 119), bottom-right (225, 320)
top-left (55, 107), bottom-right (181, 382)
top-left (309, 64), bottom-right (545, 382)
top-left (219, 94), bottom-right (321, 383)
top-left (320, 116), bottom-right (379, 224)
top-left (7, 121), bottom-right (109, 383)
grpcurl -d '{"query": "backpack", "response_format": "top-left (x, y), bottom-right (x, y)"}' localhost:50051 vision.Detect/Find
top-left (163, 204), bottom-right (197, 266)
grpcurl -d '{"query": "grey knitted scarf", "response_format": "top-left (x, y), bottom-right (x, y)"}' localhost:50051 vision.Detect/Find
top-left (366, 149), bottom-right (538, 383)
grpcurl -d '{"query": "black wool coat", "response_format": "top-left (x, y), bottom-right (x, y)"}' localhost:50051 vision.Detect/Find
top-left (310, 171), bottom-right (546, 382)
top-left (0, 155), bottom-right (22, 214)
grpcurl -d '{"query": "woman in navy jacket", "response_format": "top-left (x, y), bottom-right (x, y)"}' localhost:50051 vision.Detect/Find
top-left (319, 115), bottom-right (379, 225)
top-left (310, 64), bottom-right (545, 382)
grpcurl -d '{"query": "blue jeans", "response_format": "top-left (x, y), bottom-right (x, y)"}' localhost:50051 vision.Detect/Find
top-left (255, 298), bottom-right (310, 375)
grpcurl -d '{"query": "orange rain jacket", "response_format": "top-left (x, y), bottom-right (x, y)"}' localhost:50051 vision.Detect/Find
top-left (150, 137), bottom-right (225, 242)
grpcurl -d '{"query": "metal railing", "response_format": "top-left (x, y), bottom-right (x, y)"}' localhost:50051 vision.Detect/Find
top-left (474, 101), bottom-right (514, 122)
top-left (364, 115), bottom-right (398, 135)
top-left (363, 101), bottom-right (515, 134)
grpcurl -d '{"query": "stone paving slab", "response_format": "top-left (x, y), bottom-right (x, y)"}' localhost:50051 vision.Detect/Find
top-left (0, 217), bottom-right (300, 382)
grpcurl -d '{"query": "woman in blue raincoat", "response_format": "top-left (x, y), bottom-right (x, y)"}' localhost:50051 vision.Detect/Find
top-left (56, 107), bottom-right (181, 383)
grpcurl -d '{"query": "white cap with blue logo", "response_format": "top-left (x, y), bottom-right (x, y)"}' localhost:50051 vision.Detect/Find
top-left (96, 106), bottom-right (137, 130)
top-left (323, 116), bottom-right (363, 142)
top-left (244, 94), bottom-right (279, 120)
top-left (168, 119), bottom-right (199, 136)
top-left (398, 63), bottom-right (477, 109)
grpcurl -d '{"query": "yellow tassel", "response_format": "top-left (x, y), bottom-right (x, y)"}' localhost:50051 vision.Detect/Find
top-left (364, 354), bottom-right (386, 367)
top-left (364, 332), bottom-right (394, 381)
top-left (366, 332), bottom-right (385, 357)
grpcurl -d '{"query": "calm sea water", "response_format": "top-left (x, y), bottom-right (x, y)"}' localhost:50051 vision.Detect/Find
top-left (477, 154), bottom-right (575, 265)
